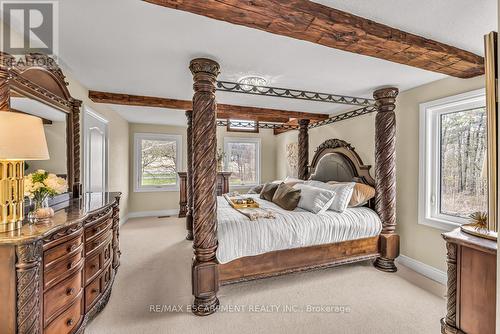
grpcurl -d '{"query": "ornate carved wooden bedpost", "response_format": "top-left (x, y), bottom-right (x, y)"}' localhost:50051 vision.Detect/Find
top-left (298, 119), bottom-right (310, 180)
top-left (189, 58), bottom-right (220, 316)
top-left (372, 87), bottom-right (400, 273)
top-left (185, 110), bottom-right (194, 240)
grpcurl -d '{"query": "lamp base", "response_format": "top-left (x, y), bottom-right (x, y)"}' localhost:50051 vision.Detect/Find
top-left (0, 160), bottom-right (25, 232)
top-left (0, 220), bottom-right (22, 233)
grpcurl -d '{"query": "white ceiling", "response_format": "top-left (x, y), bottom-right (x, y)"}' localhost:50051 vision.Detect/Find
top-left (56, 0), bottom-right (496, 125)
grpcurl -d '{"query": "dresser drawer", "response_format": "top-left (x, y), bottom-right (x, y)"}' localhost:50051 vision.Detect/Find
top-left (44, 248), bottom-right (84, 289)
top-left (85, 230), bottom-right (112, 256)
top-left (85, 274), bottom-right (102, 312)
top-left (44, 293), bottom-right (83, 334)
top-left (44, 269), bottom-right (83, 325)
top-left (85, 218), bottom-right (112, 241)
top-left (85, 251), bottom-right (102, 284)
top-left (44, 235), bottom-right (83, 267)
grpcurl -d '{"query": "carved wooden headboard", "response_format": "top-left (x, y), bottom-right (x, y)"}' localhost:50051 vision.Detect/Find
top-left (309, 139), bottom-right (375, 187)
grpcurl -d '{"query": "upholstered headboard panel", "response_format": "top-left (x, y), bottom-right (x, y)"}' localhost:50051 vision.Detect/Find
top-left (310, 153), bottom-right (355, 183)
top-left (309, 139), bottom-right (375, 187)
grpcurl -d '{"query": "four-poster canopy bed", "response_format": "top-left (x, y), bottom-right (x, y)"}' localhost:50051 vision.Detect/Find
top-left (186, 57), bottom-right (400, 316)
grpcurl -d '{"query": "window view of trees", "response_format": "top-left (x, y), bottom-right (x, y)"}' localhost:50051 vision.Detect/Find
top-left (226, 141), bottom-right (258, 186)
top-left (440, 107), bottom-right (487, 218)
top-left (140, 139), bottom-right (177, 186)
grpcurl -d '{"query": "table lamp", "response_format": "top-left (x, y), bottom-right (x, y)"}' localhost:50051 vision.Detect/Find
top-left (0, 112), bottom-right (49, 232)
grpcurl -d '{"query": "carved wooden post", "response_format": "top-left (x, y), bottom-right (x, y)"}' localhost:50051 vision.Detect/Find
top-left (68, 100), bottom-right (82, 197)
top-left (112, 194), bottom-right (121, 270)
top-left (189, 58), bottom-right (220, 316)
top-left (185, 110), bottom-right (194, 240)
top-left (441, 242), bottom-right (458, 332)
top-left (298, 119), bottom-right (310, 180)
top-left (16, 241), bottom-right (43, 333)
top-left (372, 87), bottom-right (400, 272)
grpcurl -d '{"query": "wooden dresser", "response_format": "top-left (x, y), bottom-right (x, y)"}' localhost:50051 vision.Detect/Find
top-left (441, 228), bottom-right (497, 334)
top-left (0, 192), bottom-right (121, 334)
top-left (178, 172), bottom-right (231, 217)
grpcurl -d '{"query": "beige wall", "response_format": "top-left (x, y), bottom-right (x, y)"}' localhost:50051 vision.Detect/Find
top-left (64, 71), bottom-right (130, 220)
top-left (276, 75), bottom-right (485, 272)
top-left (128, 123), bottom-right (277, 214)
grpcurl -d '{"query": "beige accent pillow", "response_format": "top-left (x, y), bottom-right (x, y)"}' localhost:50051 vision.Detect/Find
top-left (260, 183), bottom-right (279, 201)
top-left (272, 183), bottom-right (301, 211)
top-left (328, 181), bottom-right (375, 207)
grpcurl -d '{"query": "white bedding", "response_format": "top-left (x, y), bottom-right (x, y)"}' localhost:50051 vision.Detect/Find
top-left (216, 194), bottom-right (382, 264)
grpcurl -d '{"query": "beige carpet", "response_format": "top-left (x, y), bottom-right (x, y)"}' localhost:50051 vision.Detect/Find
top-left (87, 216), bottom-right (445, 334)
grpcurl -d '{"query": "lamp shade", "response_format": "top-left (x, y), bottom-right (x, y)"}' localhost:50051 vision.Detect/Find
top-left (0, 112), bottom-right (49, 160)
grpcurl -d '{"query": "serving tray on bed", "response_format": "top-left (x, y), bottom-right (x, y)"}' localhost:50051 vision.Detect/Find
top-left (223, 194), bottom-right (260, 209)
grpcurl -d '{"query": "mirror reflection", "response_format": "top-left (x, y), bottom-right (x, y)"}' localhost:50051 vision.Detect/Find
top-left (11, 94), bottom-right (68, 184)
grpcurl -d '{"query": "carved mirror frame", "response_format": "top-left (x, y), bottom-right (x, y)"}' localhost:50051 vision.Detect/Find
top-left (3, 53), bottom-right (83, 197)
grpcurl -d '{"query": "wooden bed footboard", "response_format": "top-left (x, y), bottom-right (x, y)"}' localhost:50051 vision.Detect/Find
top-left (218, 236), bottom-right (380, 285)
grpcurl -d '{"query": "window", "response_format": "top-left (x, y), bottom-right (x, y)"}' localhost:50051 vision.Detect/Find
top-left (134, 133), bottom-right (182, 192)
top-left (419, 89), bottom-right (487, 230)
top-left (224, 137), bottom-right (260, 187)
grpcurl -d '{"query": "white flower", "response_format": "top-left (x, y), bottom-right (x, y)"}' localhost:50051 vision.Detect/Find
top-left (44, 174), bottom-right (67, 194)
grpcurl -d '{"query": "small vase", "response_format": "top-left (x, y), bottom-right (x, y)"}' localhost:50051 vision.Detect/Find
top-left (30, 196), bottom-right (54, 223)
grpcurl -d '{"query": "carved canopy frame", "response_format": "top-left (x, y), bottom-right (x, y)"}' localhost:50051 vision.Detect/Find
top-left (2, 53), bottom-right (83, 197)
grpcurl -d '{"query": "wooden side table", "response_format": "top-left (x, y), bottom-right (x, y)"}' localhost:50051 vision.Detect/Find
top-left (441, 228), bottom-right (497, 334)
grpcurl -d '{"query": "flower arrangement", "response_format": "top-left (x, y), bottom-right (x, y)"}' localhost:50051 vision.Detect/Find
top-left (24, 170), bottom-right (67, 222)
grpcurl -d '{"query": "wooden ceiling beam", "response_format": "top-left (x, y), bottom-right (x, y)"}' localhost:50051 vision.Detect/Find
top-left (144, 0), bottom-right (484, 78)
top-left (88, 90), bottom-right (329, 123)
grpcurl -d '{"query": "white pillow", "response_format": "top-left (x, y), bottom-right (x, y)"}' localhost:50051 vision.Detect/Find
top-left (293, 184), bottom-right (335, 214)
top-left (304, 180), bottom-right (355, 212)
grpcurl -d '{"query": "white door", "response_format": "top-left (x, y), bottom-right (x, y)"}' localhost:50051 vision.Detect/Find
top-left (83, 107), bottom-right (109, 193)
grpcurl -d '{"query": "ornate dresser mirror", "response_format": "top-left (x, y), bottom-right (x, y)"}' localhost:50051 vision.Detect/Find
top-left (3, 53), bottom-right (83, 200)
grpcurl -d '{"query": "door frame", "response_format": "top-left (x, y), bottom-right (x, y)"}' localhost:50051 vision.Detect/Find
top-left (82, 105), bottom-right (109, 194)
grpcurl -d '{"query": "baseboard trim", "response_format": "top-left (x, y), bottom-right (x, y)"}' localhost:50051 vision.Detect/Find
top-left (123, 209), bottom-right (179, 224)
top-left (396, 254), bottom-right (447, 285)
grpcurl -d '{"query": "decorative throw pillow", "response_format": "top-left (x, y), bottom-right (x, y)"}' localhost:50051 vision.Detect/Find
top-left (304, 180), bottom-right (355, 212)
top-left (271, 183), bottom-right (301, 210)
top-left (260, 182), bottom-right (280, 201)
top-left (248, 184), bottom-right (265, 194)
top-left (293, 184), bottom-right (336, 214)
top-left (328, 181), bottom-right (375, 207)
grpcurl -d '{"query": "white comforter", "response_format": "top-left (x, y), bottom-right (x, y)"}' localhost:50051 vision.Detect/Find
top-left (216, 194), bottom-right (382, 264)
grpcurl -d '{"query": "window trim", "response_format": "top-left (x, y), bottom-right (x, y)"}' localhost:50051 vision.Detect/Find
top-left (418, 88), bottom-right (486, 231)
top-left (223, 137), bottom-right (261, 188)
top-left (134, 133), bottom-right (182, 193)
